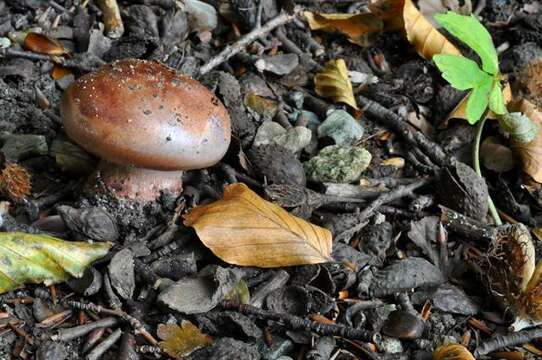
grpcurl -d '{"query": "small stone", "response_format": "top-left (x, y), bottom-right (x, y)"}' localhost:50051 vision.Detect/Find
top-left (318, 110), bottom-right (364, 146)
top-left (249, 144), bottom-right (306, 186)
top-left (432, 284), bottom-right (479, 315)
top-left (304, 145), bottom-right (372, 183)
top-left (255, 54), bottom-right (299, 75)
top-left (108, 248), bottom-right (135, 300)
top-left (376, 336), bottom-right (404, 354)
top-left (254, 122), bottom-right (312, 154)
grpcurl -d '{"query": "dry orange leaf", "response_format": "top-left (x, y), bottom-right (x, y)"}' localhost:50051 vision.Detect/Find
top-left (158, 320), bottom-right (212, 358)
top-left (444, 82), bottom-right (512, 126)
top-left (314, 59), bottom-right (358, 109)
top-left (184, 183), bottom-right (333, 267)
top-left (303, 12), bottom-right (383, 46)
top-left (23, 32), bottom-right (68, 56)
top-left (403, 0), bottom-right (461, 60)
top-left (511, 99), bottom-right (542, 183)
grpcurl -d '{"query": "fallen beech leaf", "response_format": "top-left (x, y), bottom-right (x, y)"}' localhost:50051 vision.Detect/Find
top-left (510, 99), bottom-right (542, 183)
top-left (303, 12), bottom-right (383, 46)
top-left (244, 93), bottom-right (278, 119)
top-left (158, 320), bottom-right (212, 358)
top-left (23, 32), bottom-right (68, 56)
top-left (0, 232), bottom-right (111, 294)
top-left (444, 82), bottom-right (512, 125)
top-left (315, 59), bottom-right (358, 109)
top-left (184, 183), bottom-right (333, 267)
top-left (403, 0), bottom-right (461, 60)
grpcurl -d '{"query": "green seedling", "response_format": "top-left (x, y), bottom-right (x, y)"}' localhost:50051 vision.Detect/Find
top-left (432, 12), bottom-right (538, 225)
top-left (433, 12), bottom-right (504, 124)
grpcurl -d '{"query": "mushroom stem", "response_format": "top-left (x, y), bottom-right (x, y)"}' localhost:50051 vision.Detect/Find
top-left (89, 161), bottom-right (183, 202)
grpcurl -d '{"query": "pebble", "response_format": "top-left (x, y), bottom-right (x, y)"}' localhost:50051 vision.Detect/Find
top-left (382, 310), bottom-right (425, 340)
top-left (108, 248), bottom-right (135, 300)
top-left (318, 110), bottom-right (364, 146)
top-left (377, 336), bottom-right (404, 354)
top-left (304, 145), bottom-right (372, 183)
top-left (253, 121), bottom-right (312, 154)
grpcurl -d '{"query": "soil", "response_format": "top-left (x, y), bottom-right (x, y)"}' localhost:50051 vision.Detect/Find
top-left (1, 0), bottom-right (542, 359)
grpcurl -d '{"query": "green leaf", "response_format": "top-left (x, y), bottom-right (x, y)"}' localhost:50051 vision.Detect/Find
top-left (434, 12), bottom-right (498, 75)
top-left (466, 77), bottom-right (493, 124)
top-left (0, 232), bottom-right (111, 294)
top-left (498, 112), bottom-right (539, 143)
top-left (433, 54), bottom-right (492, 90)
top-left (489, 81), bottom-right (506, 115)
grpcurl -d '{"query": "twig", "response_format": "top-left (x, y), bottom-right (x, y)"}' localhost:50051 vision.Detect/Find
top-left (96, 0), bottom-right (124, 39)
top-left (199, 12), bottom-right (296, 75)
top-left (86, 328), bottom-right (122, 360)
top-left (222, 301), bottom-right (376, 341)
top-left (335, 178), bottom-right (433, 242)
top-left (357, 95), bottom-right (449, 167)
top-left (440, 205), bottom-right (493, 241)
top-left (66, 301), bottom-right (159, 346)
top-left (51, 317), bottom-right (119, 341)
top-left (474, 328), bottom-right (542, 356)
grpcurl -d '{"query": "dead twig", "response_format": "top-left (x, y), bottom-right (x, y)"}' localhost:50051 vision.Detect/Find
top-left (475, 328), bottom-right (542, 356)
top-left (357, 95), bottom-right (450, 167)
top-left (222, 301), bottom-right (377, 342)
top-left (199, 12), bottom-right (296, 75)
top-left (335, 178), bottom-right (433, 242)
top-left (96, 0), bottom-right (124, 39)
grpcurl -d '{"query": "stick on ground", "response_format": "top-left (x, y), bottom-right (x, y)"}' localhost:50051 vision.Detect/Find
top-left (199, 12), bottom-right (296, 75)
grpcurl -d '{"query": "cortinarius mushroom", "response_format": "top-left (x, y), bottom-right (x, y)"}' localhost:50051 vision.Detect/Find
top-left (60, 59), bottom-right (231, 201)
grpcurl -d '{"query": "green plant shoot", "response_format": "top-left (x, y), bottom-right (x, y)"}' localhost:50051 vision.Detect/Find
top-left (432, 12), bottom-right (505, 124)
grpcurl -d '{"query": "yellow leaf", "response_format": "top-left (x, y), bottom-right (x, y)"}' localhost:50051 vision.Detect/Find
top-left (184, 183), bottom-right (333, 267)
top-left (303, 12), bottom-right (383, 46)
top-left (158, 320), bottom-right (212, 358)
top-left (433, 344), bottom-right (475, 360)
top-left (403, 0), bottom-right (461, 60)
top-left (314, 59), bottom-right (358, 110)
top-left (510, 99), bottom-right (542, 183)
top-left (244, 93), bottom-right (278, 118)
top-left (0, 232), bottom-right (111, 294)
top-left (443, 82), bottom-right (512, 126)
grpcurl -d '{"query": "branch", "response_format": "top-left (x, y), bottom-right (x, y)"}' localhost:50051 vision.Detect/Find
top-left (199, 12), bottom-right (296, 75)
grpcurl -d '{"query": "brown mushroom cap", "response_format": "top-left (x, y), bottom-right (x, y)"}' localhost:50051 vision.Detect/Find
top-left (60, 59), bottom-right (231, 171)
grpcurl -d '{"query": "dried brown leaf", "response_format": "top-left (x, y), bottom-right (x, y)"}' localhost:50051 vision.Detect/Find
top-left (511, 99), bottom-right (542, 183)
top-left (183, 183), bottom-right (333, 267)
top-left (303, 12), bottom-right (383, 46)
top-left (23, 32), bottom-right (68, 56)
top-left (314, 59), bottom-right (358, 109)
top-left (158, 320), bottom-right (212, 358)
top-left (403, 0), bottom-right (461, 60)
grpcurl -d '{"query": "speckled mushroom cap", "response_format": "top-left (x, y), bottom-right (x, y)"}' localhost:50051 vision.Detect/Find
top-left (60, 58), bottom-right (231, 171)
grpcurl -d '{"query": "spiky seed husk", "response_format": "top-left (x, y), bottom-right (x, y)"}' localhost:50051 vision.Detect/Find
top-left (0, 163), bottom-right (31, 201)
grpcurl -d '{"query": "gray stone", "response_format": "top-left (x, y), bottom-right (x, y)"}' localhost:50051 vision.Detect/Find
top-left (108, 248), bottom-right (135, 300)
top-left (253, 121), bottom-right (312, 154)
top-left (304, 145), bottom-right (372, 183)
top-left (318, 110), bottom-right (364, 146)
top-left (377, 336), bottom-right (404, 354)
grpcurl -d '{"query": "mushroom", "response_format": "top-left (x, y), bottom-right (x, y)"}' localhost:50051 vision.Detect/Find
top-left (60, 58), bottom-right (231, 201)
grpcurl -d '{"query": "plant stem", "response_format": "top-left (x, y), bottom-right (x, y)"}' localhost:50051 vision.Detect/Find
top-left (473, 115), bottom-right (502, 225)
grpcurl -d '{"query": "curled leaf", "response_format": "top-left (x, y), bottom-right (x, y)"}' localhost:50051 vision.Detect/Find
top-left (403, 0), bottom-right (461, 60)
top-left (510, 99), bottom-right (542, 183)
top-left (498, 112), bottom-right (539, 144)
top-left (315, 59), bottom-right (358, 109)
top-left (23, 32), bottom-right (68, 56)
top-left (0, 232), bottom-right (111, 294)
top-left (184, 183), bottom-right (333, 267)
top-left (158, 320), bottom-right (212, 358)
top-left (303, 12), bottom-right (383, 46)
